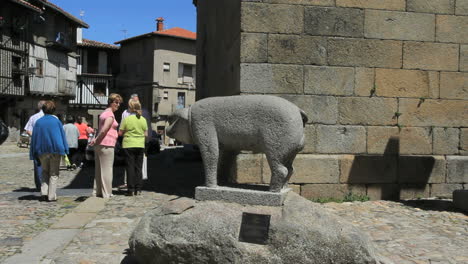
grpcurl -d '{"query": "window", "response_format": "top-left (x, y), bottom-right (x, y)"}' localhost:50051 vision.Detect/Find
top-left (163, 62), bottom-right (170, 72)
top-left (93, 83), bottom-right (106, 96)
top-left (176, 92), bottom-right (185, 109)
top-left (163, 91), bottom-right (168, 99)
top-left (87, 49), bottom-right (98, 73)
top-left (178, 63), bottom-right (194, 84)
top-left (36, 59), bottom-right (43, 76)
top-left (12, 74), bottom-right (21, 87)
top-left (12, 56), bottom-right (21, 72)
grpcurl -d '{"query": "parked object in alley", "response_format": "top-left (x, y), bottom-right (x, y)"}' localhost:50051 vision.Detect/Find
top-left (129, 192), bottom-right (378, 264)
top-left (166, 95), bottom-right (308, 192)
top-left (17, 133), bottom-right (30, 148)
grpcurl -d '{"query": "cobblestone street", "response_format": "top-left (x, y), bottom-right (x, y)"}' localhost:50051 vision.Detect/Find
top-left (0, 142), bottom-right (467, 263)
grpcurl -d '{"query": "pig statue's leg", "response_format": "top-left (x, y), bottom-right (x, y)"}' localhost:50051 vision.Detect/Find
top-left (197, 132), bottom-right (219, 188)
top-left (283, 155), bottom-right (296, 188)
top-left (266, 154), bottom-right (289, 192)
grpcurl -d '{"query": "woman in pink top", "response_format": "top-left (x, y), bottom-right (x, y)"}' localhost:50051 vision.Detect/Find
top-left (89, 93), bottom-right (122, 198)
top-left (74, 116), bottom-right (88, 168)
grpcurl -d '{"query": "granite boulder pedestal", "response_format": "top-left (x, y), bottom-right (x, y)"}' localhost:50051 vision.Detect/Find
top-left (129, 192), bottom-right (379, 264)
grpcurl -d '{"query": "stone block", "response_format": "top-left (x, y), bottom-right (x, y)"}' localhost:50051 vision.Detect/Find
top-left (365, 10), bottom-right (435, 41)
top-left (375, 69), bottom-right (439, 98)
top-left (340, 155), bottom-right (397, 184)
top-left (461, 45), bottom-right (468, 72)
top-left (453, 190), bottom-right (468, 212)
top-left (407, 0), bottom-right (455, 14)
top-left (316, 125), bottom-right (366, 153)
top-left (461, 128), bottom-right (468, 155)
top-left (436, 15), bottom-right (468, 43)
top-left (399, 184), bottom-right (431, 200)
top-left (354, 67), bottom-right (375, 96)
top-left (240, 63), bottom-right (303, 94)
top-left (336, 0), bottom-right (405, 11)
top-left (367, 127), bottom-right (400, 154)
top-left (433, 128), bottom-right (460, 155)
top-left (398, 155), bottom-right (446, 184)
top-left (241, 3), bottom-right (303, 34)
top-left (291, 155), bottom-right (340, 183)
top-left (366, 184), bottom-right (400, 200)
top-left (232, 154), bottom-right (263, 184)
top-left (302, 125), bottom-right (317, 153)
top-left (328, 38), bottom-right (402, 68)
top-left (446, 156), bottom-right (468, 183)
top-left (456, 0), bottom-right (468, 15)
top-left (268, 34), bottom-right (327, 65)
top-left (398, 98), bottom-right (468, 127)
top-left (403, 42), bottom-right (459, 71)
top-left (281, 95), bottom-right (338, 125)
top-left (398, 127), bottom-right (433, 155)
top-left (440, 72), bottom-right (468, 99)
top-left (304, 7), bottom-right (364, 37)
top-left (263, 0), bottom-right (334, 5)
top-left (301, 184), bottom-right (366, 199)
top-left (431, 183), bottom-right (463, 197)
top-left (240, 33), bottom-right (267, 63)
top-left (195, 186), bottom-right (290, 206)
top-left (288, 184), bottom-right (301, 194)
top-left (262, 154), bottom-right (341, 184)
top-left (338, 97), bottom-right (398, 126)
top-left (304, 66), bottom-right (354, 96)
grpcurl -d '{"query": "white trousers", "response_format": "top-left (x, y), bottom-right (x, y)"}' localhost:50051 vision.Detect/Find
top-left (39, 153), bottom-right (61, 201)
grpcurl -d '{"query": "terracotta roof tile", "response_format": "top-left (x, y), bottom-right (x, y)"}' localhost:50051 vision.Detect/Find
top-left (154, 27), bottom-right (196, 40)
top-left (78, 39), bottom-right (119, 50)
top-left (115, 27), bottom-right (196, 44)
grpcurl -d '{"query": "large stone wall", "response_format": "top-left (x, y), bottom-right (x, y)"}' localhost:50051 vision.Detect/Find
top-left (196, 0), bottom-right (468, 200)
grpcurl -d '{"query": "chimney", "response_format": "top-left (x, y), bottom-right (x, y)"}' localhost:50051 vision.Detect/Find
top-left (156, 17), bottom-right (164, 31)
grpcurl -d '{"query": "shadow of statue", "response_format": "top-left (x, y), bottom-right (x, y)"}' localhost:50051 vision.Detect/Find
top-left (347, 137), bottom-right (435, 201)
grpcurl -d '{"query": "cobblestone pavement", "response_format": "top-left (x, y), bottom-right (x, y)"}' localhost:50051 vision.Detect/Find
top-left (1, 142), bottom-right (467, 263)
top-left (323, 201), bottom-right (468, 264)
top-left (0, 142), bottom-right (89, 262)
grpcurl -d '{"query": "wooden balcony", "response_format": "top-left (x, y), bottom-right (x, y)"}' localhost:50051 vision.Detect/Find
top-left (69, 73), bottom-right (114, 108)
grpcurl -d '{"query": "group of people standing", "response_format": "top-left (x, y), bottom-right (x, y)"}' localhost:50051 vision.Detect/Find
top-left (27, 93), bottom-right (149, 201)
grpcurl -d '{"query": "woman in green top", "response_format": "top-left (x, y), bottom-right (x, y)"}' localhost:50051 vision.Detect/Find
top-left (118, 99), bottom-right (148, 196)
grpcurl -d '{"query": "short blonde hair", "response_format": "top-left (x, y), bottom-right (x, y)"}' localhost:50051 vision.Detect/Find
top-left (128, 98), bottom-right (142, 118)
top-left (107, 93), bottom-right (123, 106)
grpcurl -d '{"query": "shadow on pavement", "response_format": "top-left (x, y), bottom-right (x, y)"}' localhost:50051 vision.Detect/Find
top-left (12, 187), bottom-right (38, 193)
top-left (143, 147), bottom-right (204, 198)
top-left (17, 194), bottom-right (41, 201)
top-left (400, 199), bottom-right (466, 214)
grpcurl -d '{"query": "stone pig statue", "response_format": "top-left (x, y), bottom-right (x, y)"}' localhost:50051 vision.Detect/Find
top-left (166, 95), bottom-right (308, 192)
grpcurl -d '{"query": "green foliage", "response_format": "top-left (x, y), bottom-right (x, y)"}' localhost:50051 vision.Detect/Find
top-left (310, 193), bottom-right (370, 204)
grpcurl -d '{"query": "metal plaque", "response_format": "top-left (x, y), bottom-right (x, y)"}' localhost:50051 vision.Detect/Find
top-left (238, 212), bottom-right (271, 245)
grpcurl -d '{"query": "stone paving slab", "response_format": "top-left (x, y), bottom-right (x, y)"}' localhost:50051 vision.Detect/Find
top-left (2, 229), bottom-right (79, 264)
top-left (51, 213), bottom-right (97, 229)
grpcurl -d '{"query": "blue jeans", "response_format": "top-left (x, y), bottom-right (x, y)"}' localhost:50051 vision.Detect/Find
top-left (34, 159), bottom-right (43, 190)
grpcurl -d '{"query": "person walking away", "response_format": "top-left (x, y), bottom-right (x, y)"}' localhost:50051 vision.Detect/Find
top-left (63, 115), bottom-right (80, 170)
top-left (24, 100), bottom-right (45, 191)
top-left (75, 116), bottom-right (88, 168)
top-left (89, 93), bottom-right (122, 198)
top-left (119, 99), bottom-right (147, 196)
top-left (30, 101), bottom-right (69, 202)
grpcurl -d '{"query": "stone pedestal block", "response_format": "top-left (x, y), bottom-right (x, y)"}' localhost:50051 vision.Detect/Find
top-left (195, 186), bottom-right (291, 206)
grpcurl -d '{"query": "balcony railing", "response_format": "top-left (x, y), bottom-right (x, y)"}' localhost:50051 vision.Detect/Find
top-left (69, 74), bottom-right (114, 107)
